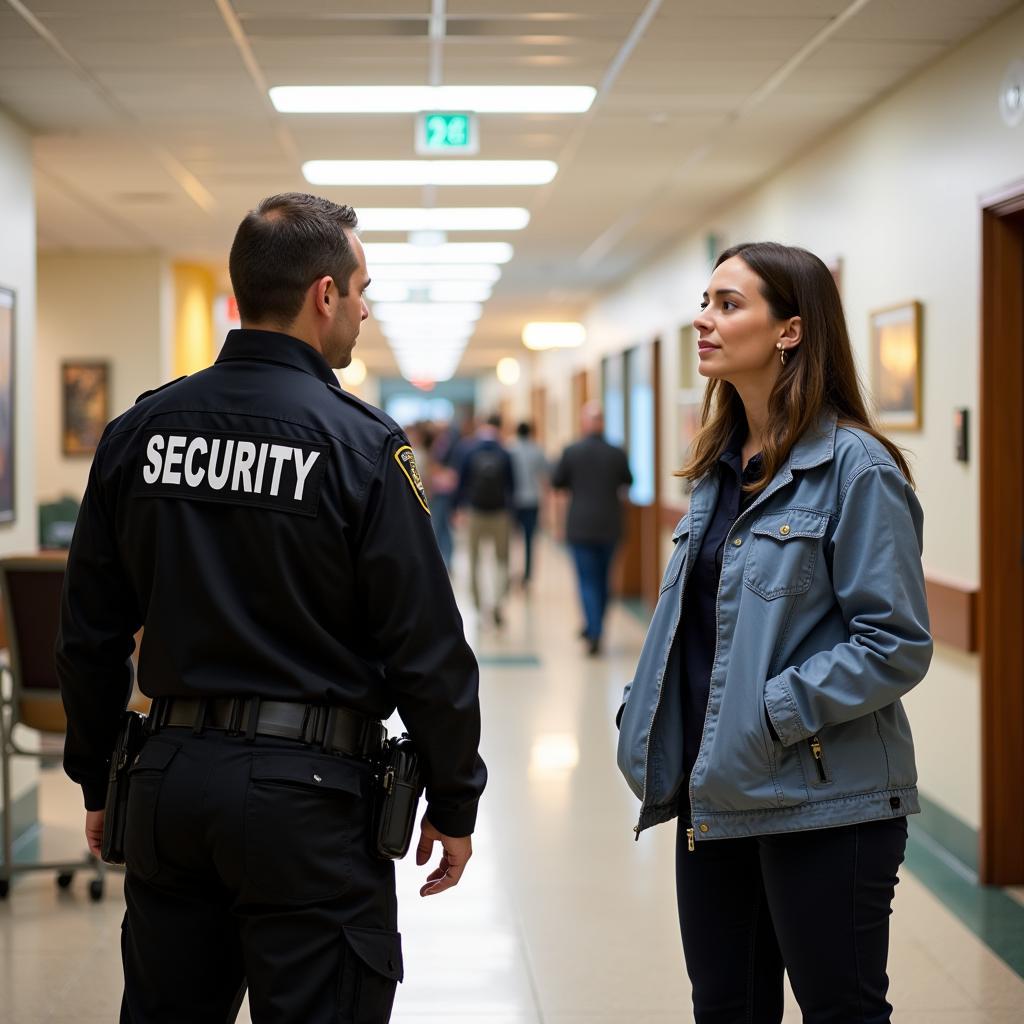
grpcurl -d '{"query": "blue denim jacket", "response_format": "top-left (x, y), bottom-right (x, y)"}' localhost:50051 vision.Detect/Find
top-left (616, 415), bottom-right (932, 842)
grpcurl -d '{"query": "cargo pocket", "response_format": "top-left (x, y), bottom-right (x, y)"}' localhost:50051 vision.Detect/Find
top-left (743, 509), bottom-right (829, 600)
top-left (124, 739), bottom-right (179, 881)
top-left (338, 925), bottom-right (404, 1024)
top-left (244, 752), bottom-right (367, 903)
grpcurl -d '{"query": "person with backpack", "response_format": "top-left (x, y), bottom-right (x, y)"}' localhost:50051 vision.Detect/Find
top-left (455, 413), bottom-right (515, 626)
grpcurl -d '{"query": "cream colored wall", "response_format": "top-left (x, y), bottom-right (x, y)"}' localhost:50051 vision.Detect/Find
top-left (36, 252), bottom-right (168, 503)
top-left (0, 109), bottom-right (37, 556)
top-left (0, 107), bottom-right (39, 813)
top-left (528, 6), bottom-right (1024, 831)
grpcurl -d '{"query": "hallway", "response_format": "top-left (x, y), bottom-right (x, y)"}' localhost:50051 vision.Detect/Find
top-left (2, 535), bottom-right (1023, 1022)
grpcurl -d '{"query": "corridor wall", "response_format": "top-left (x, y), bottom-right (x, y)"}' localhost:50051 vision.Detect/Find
top-left (529, 5), bottom-right (1024, 838)
top-left (35, 252), bottom-right (169, 503)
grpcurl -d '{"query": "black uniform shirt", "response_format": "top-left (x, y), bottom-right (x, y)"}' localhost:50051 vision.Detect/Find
top-left (551, 434), bottom-right (633, 545)
top-left (679, 428), bottom-right (763, 788)
top-left (57, 329), bottom-right (486, 836)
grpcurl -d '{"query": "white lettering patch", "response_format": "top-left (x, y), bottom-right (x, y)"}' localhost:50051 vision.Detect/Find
top-left (135, 430), bottom-right (328, 517)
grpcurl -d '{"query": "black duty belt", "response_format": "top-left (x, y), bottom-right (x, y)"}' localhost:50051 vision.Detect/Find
top-left (148, 696), bottom-right (386, 761)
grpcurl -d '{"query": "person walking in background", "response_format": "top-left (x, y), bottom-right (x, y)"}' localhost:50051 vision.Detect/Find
top-left (422, 421), bottom-right (458, 572)
top-left (455, 413), bottom-right (514, 627)
top-left (552, 402), bottom-right (632, 656)
top-left (507, 420), bottom-right (549, 588)
top-left (617, 242), bottom-right (932, 1023)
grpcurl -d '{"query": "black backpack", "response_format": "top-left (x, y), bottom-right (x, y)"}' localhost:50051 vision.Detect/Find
top-left (467, 446), bottom-right (507, 511)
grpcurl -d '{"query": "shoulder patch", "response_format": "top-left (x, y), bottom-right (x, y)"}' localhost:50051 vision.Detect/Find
top-left (394, 445), bottom-right (430, 515)
top-left (135, 376), bottom-right (187, 405)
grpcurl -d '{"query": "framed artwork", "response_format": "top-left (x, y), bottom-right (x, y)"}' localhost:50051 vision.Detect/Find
top-left (870, 301), bottom-right (923, 431)
top-left (0, 286), bottom-right (14, 523)
top-left (62, 361), bottom-right (110, 456)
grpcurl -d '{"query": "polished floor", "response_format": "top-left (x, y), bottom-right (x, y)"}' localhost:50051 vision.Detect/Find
top-left (2, 534), bottom-right (1023, 1023)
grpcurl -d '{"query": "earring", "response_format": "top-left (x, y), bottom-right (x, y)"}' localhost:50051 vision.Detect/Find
top-left (776, 342), bottom-right (786, 366)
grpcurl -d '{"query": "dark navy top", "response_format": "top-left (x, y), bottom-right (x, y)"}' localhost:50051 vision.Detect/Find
top-left (680, 428), bottom-right (763, 793)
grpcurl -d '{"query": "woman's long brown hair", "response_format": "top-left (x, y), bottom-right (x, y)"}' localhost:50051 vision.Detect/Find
top-left (679, 242), bottom-right (914, 491)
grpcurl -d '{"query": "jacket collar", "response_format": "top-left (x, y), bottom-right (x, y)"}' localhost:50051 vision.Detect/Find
top-left (216, 329), bottom-right (338, 386)
top-left (689, 410), bottom-right (838, 516)
top-left (789, 410), bottom-right (838, 471)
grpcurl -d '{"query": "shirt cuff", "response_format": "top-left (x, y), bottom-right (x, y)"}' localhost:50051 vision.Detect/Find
top-left (81, 776), bottom-right (109, 812)
top-left (425, 801), bottom-right (477, 838)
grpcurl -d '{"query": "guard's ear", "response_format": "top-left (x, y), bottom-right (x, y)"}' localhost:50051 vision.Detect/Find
top-left (312, 275), bottom-right (334, 316)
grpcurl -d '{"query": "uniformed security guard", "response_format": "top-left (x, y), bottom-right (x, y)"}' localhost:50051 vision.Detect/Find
top-left (56, 193), bottom-right (487, 1023)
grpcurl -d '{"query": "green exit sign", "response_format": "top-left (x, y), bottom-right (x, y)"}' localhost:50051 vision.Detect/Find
top-left (415, 112), bottom-right (479, 155)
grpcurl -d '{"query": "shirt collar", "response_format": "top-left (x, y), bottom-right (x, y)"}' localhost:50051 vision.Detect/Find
top-left (216, 329), bottom-right (338, 387)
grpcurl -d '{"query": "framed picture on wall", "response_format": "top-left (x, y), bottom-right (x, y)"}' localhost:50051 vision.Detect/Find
top-left (0, 286), bottom-right (14, 523)
top-left (62, 361), bottom-right (110, 456)
top-left (869, 301), bottom-right (923, 431)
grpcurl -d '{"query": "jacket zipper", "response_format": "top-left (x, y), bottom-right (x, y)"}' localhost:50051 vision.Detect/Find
top-left (685, 472), bottom-right (794, 851)
top-left (809, 736), bottom-right (827, 783)
top-left (634, 526), bottom-right (694, 841)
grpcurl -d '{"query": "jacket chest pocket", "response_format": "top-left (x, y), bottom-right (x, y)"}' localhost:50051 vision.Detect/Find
top-left (742, 509), bottom-right (830, 600)
top-left (660, 517), bottom-right (690, 592)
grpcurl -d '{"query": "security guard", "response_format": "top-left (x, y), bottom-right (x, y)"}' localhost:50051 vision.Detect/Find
top-left (56, 193), bottom-right (487, 1023)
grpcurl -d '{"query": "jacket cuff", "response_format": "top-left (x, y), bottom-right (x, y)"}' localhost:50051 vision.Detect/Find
top-left (763, 675), bottom-right (810, 747)
top-left (82, 776), bottom-right (108, 812)
top-left (425, 801), bottom-right (477, 839)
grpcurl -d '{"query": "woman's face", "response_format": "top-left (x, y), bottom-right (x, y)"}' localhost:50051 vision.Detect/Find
top-left (693, 255), bottom-right (798, 384)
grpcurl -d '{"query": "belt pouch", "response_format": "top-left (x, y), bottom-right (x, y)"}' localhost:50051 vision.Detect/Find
top-left (100, 710), bottom-right (148, 864)
top-left (373, 734), bottom-right (423, 860)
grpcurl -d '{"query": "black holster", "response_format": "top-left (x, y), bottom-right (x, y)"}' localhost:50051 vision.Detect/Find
top-left (371, 734), bottom-right (423, 860)
top-left (100, 710), bottom-right (148, 864)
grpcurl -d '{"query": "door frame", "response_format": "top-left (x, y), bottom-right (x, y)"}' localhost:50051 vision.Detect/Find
top-left (979, 180), bottom-right (1024, 884)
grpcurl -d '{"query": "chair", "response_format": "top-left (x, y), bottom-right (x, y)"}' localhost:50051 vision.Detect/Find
top-left (0, 555), bottom-right (105, 900)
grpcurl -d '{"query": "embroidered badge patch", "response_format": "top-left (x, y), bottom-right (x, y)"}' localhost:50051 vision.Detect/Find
top-left (394, 445), bottom-right (430, 514)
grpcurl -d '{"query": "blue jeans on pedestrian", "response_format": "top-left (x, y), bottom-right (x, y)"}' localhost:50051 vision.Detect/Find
top-left (515, 505), bottom-right (539, 581)
top-left (569, 542), bottom-right (616, 640)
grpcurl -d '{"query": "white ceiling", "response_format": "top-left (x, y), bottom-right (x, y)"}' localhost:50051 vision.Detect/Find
top-left (1, 0), bottom-right (1019, 374)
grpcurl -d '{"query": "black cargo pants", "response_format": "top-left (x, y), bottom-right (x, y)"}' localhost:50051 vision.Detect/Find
top-left (119, 727), bottom-right (402, 1024)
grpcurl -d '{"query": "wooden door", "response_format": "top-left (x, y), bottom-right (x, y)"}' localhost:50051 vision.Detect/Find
top-left (979, 183), bottom-right (1024, 884)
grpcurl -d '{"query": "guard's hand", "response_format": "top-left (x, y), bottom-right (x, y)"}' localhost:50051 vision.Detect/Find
top-left (415, 815), bottom-right (472, 897)
top-left (85, 809), bottom-right (105, 858)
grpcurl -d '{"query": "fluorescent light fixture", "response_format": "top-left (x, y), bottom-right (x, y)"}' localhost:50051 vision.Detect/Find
top-left (366, 282), bottom-right (412, 303)
top-left (367, 281), bottom-right (493, 303)
top-left (357, 208), bottom-right (530, 232)
top-left (427, 282), bottom-right (493, 302)
top-left (374, 302), bottom-right (483, 323)
top-left (365, 242), bottom-right (513, 265)
top-left (522, 321), bottom-right (586, 351)
top-left (303, 161), bottom-right (556, 187)
top-left (496, 357), bottom-right (521, 386)
top-left (383, 322), bottom-right (476, 339)
top-left (271, 85), bottom-right (596, 114)
top-left (369, 264), bottom-right (502, 283)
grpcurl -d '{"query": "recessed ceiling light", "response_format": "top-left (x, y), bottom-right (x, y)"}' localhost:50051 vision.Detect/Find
top-left (271, 85), bottom-right (596, 114)
top-left (303, 161), bottom-right (556, 187)
top-left (374, 301), bottom-right (483, 323)
top-left (522, 321), bottom-right (586, 350)
top-left (357, 208), bottom-right (530, 232)
top-left (364, 242), bottom-right (513, 265)
top-left (369, 264), bottom-right (503, 283)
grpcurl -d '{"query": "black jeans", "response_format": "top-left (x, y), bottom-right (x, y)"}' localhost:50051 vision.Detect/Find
top-left (119, 727), bottom-right (402, 1024)
top-left (676, 816), bottom-right (908, 1024)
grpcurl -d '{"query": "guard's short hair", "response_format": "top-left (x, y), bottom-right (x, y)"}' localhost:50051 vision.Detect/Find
top-left (229, 193), bottom-right (359, 326)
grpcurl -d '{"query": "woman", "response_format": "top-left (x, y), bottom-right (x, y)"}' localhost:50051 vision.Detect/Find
top-left (616, 242), bottom-right (932, 1023)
